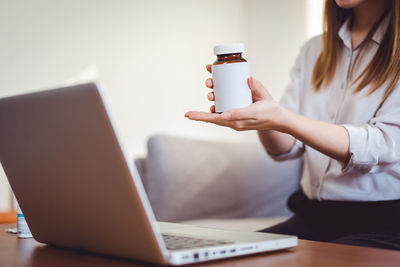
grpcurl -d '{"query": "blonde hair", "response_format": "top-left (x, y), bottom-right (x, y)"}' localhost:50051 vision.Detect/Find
top-left (312, 0), bottom-right (400, 102)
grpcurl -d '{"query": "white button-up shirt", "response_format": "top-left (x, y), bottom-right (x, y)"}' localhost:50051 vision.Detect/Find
top-left (273, 14), bottom-right (400, 201)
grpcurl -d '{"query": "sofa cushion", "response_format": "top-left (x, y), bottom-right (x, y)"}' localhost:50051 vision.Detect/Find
top-left (144, 135), bottom-right (302, 222)
top-left (134, 157), bottom-right (147, 185)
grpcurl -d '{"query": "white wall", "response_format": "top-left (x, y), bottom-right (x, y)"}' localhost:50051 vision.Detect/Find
top-left (0, 0), bottom-right (312, 211)
top-left (245, 0), bottom-right (308, 99)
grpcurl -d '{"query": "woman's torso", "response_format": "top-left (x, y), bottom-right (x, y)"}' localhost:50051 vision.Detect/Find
top-left (286, 14), bottom-right (400, 201)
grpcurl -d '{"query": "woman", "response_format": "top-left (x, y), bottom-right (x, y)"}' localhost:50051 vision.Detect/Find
top-left (185, 0), bottom-right (400, 249)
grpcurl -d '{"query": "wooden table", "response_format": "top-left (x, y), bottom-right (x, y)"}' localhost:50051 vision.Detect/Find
top-left (1, 224), bottom-right (400, 267)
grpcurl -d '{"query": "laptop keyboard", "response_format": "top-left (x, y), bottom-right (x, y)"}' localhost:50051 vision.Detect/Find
top-left (162, 234), bottom-right (234, 250)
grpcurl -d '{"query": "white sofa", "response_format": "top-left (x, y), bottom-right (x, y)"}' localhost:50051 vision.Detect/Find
top-left (135, 135), bottom-right (303, 231)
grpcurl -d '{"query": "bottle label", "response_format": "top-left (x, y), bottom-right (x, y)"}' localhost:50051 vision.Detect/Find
top-left (212, 62), bottom-right (252, 113)
top-left (17, 206), bottom-right (33, 238)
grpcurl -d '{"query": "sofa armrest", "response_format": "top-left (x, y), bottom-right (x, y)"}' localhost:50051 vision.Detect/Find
top-left (134, 157), bottom-right (147, 185)
top-left (139, 134), bottom-right (302, 222)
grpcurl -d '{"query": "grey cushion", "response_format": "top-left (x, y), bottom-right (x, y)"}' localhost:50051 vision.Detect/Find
top-left (142, 135), bottom-right (302, 222)
top-left (134, 157), bottom-right (147, 185)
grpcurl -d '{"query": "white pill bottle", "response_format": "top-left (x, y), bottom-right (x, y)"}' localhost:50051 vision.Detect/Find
top-left (211, 43), bottom-right (253, 113)
top-left (17, 205), bottom-right (33, 238)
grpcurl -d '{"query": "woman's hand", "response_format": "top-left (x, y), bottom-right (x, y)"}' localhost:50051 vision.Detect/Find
top-left (185, 64), bottom-right (285, 132)
top-left (184, 64), bottom-right (350, 163)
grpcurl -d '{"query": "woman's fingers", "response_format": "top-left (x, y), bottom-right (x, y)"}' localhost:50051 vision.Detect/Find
top-left (205, 78), bottom-right (213, 89)
top-left (248, 76), bottom-right (272, 101)
top-left (207, 92), bottom-right (215, 101)
top-left (185, 111), bottom-right (236, 127)
top-left (221, 106), bottom-right (257, 121)
top-left (210, 105), bottom-right (215, 113)
top-left (206, 64), bottom-right (212, 73)
top-left (185, 105), bottom-right (257, 123)
top-left (185, 111), bottom-right (260, 131)
top-left (185, 111), bottom-right (225, 124)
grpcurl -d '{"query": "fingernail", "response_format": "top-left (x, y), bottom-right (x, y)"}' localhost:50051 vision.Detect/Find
top-left (221, 112), bottom-right (231, 120)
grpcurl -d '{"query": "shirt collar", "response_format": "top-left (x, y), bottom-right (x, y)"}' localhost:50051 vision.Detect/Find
top-left (338, 18), bottom-right (352, 49)
top-left (338, 12), bottom-right (391, 49)
top-left (371, 12), bottom-right (391, 44)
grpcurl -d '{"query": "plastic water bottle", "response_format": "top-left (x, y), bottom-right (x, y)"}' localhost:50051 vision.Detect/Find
top-left (17, 205), bottom-right (32, 238)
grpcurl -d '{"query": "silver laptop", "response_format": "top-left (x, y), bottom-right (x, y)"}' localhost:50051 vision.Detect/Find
top-left (0, 83), bottom-right (297, 265)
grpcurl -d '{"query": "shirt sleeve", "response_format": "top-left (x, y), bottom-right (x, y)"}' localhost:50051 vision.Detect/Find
top-left (341, 84), bottom-right (400, 174)
top-left (268, 139), bottom-right (305, 161)
top-left (268, 41), bottom-right (308, 161)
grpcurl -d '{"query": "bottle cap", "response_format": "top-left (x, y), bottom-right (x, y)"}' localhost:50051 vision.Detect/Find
top-left (214, 43), bottom-right (245, 56)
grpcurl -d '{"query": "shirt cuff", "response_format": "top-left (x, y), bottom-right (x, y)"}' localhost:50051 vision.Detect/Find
top-left (268, 139), bottom-right (305, 161)
top-left (341, 124), bottom-right (376, 173)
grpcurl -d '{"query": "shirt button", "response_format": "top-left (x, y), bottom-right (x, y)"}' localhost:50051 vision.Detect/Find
top-left (340, 82), bottom-right (345, 89)
top-left (330, 112), bottom-right (335, 120)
